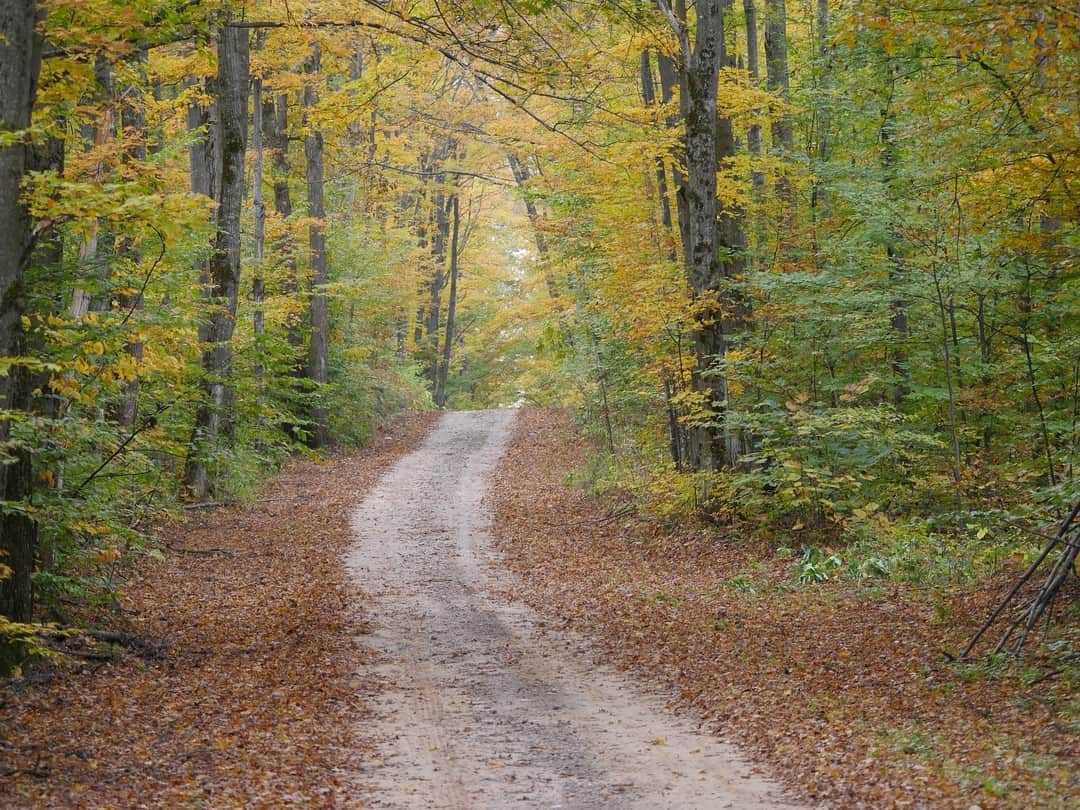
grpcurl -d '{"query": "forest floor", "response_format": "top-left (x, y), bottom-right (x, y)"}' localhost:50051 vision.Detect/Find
top-left (493, 409), bottom-right (1080, 809)
top-left (1, 407), bottom-right (1076, 808)
top-left (0, 413), bottom-right (438, 808)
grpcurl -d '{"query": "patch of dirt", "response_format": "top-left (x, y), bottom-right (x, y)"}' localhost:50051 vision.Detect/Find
top-left (0, 413), bottom-right (437, 808)
top-left (492, 408), bottom-right (1080, 810)
top-left (348, 409), bottom-right (798, 809)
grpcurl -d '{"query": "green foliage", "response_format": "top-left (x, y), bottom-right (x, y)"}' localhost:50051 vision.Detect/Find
top-left (0, 619), bottom-right (66, 677)
top-left (794, 547), bottom-right (844, 585)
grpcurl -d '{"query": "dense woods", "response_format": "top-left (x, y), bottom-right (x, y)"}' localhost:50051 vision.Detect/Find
top-left (0, 0), bottom-right (1077, 806)
top-left (0, 0), bottom-right (1077, 736)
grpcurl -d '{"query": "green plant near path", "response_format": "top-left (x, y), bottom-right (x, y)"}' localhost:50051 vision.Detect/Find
top-left (794, 546), bottom-right (844, 584)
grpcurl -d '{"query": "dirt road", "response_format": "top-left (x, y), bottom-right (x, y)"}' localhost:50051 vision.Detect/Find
top-left (347, 410), bottom-right (798, 809)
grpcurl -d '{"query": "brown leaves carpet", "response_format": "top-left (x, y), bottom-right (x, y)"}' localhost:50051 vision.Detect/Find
top-left (0, 413), bottom-right (436, 808)
top-left (3, 407), bottom-right (1076, 808)
top-left (492, 408), bottom-right (1079, 810)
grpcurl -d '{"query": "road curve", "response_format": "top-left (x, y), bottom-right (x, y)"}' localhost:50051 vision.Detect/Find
top-left (347, 409), bottom-right (799, 809)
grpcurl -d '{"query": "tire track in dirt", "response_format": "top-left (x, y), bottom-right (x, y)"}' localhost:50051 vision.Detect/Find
top-left (348, 409), bottom-right (799, 809)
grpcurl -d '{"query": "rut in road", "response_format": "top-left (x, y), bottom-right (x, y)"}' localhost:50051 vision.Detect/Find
top-left (347, 409), bottom-right (800, 809)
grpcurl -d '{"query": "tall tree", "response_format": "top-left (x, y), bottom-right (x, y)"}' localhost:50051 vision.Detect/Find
top-left (656, 0), bottom-right (750, 470)
top-left (764, 0), bottom-right (794, 235)
top-left (114, 53), bottom-right (149, 428)
top-left (434, 194), bottom-right (461, 408)
top-left (743, 0), bottom-right (764, 189)
top-left (186, 25), bottom-right (251, 498)
top-left (508, 153), bottom-right (559, 298)
top-left (303, 42), bottom-right (330, 448)
top-left (0, 0), bottom-right (44, 622)
top-left (877, 5), bottom-right (910, 405)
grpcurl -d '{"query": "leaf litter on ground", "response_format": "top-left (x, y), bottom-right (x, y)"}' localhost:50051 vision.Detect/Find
top-left (491, 408), bottom-right (1079, 810)
top-left (0, 413), bottom-right (437, 808)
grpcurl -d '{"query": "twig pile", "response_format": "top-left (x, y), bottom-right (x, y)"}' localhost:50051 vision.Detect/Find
top-left (964, 499), bottom-right (1080, 657)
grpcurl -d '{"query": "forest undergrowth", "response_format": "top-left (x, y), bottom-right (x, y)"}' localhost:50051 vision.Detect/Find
top-left (0, 413), bottom-right (436, 808)
top-left (493, 409), bottom-right (1079, 809)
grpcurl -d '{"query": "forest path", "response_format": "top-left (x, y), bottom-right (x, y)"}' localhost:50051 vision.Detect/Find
top-left (347, 409), bottom-right (798, 809)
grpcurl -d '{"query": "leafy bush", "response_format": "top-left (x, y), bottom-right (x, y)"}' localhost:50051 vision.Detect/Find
top-left (728, 400), bottom-right (943, 532)
top-left (795, 546), bottom-right (844, 584)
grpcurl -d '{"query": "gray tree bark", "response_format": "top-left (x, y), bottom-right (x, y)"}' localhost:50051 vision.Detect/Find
top-left (878, 7), bottom-right (909, 405)
top-left (252, 68), bottom-right (266, 391)
top-left (185, 26), bottom-right (250, 498)
top-left (304, 42), bottom-right (330, 448)
top-left (507, 153), bottom-right (559, 298)
top-left (261, 89), bottom-right (305, 380)
top-left (0, 0), bottom-right (43, 623)
top-left (764, 0), bottom-right (794, 230)
top-left (434, 195), bottom-right (460, 409)
top-left (763, 0), bottom-right (793, 154)
top-left (657, 0), bottom-right (750, 470)
top-left (743, 0), bottom-right (764, 189)
top-left (70, 56), bottom-right (115, 320)
top-left (810, 0), bottom-right (832, 228)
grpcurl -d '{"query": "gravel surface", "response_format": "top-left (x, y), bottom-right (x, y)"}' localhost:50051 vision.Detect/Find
top-left (347, 409), bottom-right (799, 809)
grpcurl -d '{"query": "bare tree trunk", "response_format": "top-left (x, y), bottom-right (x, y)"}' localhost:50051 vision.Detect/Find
top-left (425, 186), bottom-right (452, 384)
top-left (434, 195), bottom-right (461, 408)
top-left (656, 49), bottom-right (690, 260)
top-left (303, 43), bottom-right (330, 448)
top-left (252, 68), bottom-right (266, 394)
top-left (641, 47), bottom-right (688, 468)
top-left (71, 56), bottom-right (115, 320)
top-left (764, 0), bottom-right (794, 230)
top-left (185, 25), bottom-right (250, 498)
top-left (187, 74), bottom-right (219, 354)
top-left (507, 153), bottom-right (559, 297)
top-left (763, 0), bottom-right (793, 153)
top-left (262, 89), bottom-right (305, 439)
top-left (639, 50), bottom-right (678, 254)
top-left (743, 0), bottom-right (764, 189)
top-left (0, 0), bottom-right (43, 625)
top-left (660, 0), bottom-right (751, 470)
top-left (810, 0), bottom-right (832, 223)
top-left (878, 9), bottom-right (909, 405)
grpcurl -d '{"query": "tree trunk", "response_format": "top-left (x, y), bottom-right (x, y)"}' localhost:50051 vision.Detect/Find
top-left (811, 0), bottom-right (831, 210)
top-left (114, 53), bottom-right (148, 428)
top-left (434, 195), bottom-right (461, 408)
top-left (185, 25), bottom-right (250, 498)
top-left (764, 0), bottom-right (794, 228)
top-left (763, 0), bottom-right (793, 153)
top-left (666, 0), bottom-right (751, 470)
top-left (641, 47), bottom-right (688, 468)
top-left (879, 9), bottom-right (909, 405)
top-left (303, 43), bottom-right (330, 449)
top-left (639, 51), bottom-right (678, 254)
top-left (743, 0), bottom-right (764, 189)
top-left (262, 87), bottom-right (305, 420)
top-left (424, 185), bottom-right (452, 385)
top-left (70, 56), bottom-right (115, 320)
top-left (252, 68), bottom-right (266, 393)
top-left (508, 153), bottom-right (559, 297)
top-left (656, 49), bottom-right (690, 260)
top-left (0, 0), bottom-right (43, 624)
